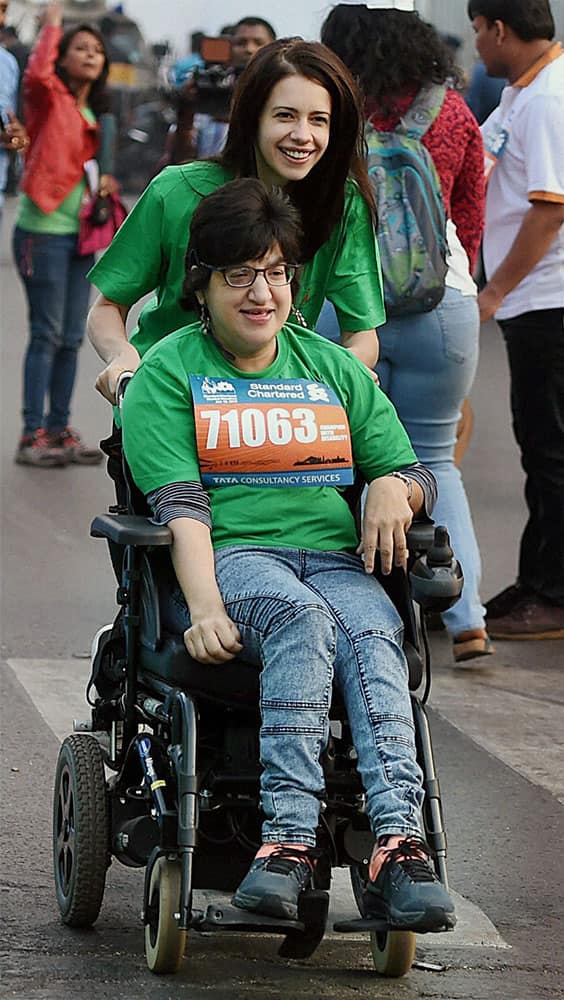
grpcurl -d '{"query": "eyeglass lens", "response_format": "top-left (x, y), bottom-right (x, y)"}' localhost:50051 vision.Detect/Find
top-left (224, 265), bottom-right (295, 287)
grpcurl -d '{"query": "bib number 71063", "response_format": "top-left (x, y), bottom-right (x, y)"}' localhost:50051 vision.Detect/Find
top-left (200, 406), bottom-right (318, 449)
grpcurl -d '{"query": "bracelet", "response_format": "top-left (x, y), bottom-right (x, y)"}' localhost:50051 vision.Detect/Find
top-left (387, 471), bottom-right (413, 501)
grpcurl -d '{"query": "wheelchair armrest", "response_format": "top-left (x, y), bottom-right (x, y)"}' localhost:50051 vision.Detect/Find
top-left (90, 514), bottom-right (172, 547)
top-left (406, 521), bottom-right (435, 554)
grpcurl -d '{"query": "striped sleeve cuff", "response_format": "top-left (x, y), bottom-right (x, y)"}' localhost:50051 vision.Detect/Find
top-left (147, 481), bottom-right (212, 530)
top-left (398, 463), bottom-right (437, 518)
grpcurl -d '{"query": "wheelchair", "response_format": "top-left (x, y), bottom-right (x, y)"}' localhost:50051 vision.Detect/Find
top-left (52, 475), bottom-right (463, 979)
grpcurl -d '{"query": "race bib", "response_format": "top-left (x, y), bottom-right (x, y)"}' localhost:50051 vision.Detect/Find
top-left (483, 121), bottom-right (509, 183)
top-left (190, 376), bottom-right (354, 487)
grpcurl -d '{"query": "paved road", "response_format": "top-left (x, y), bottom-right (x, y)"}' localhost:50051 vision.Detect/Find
top-left (1, 198), bottom-right (563, 999)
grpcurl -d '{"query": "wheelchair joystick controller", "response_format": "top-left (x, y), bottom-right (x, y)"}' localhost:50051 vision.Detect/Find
top-left (409, 525), bottom-right (463, 612)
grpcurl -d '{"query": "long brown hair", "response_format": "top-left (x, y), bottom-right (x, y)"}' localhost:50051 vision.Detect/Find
top-left (220, 38), bottom-right (375, 261)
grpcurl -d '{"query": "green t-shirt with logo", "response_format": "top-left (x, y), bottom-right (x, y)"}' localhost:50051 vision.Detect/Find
top-left (88, 161), bottom-right (386, 360)
top-left (122, 320), bottom-right (415, 553)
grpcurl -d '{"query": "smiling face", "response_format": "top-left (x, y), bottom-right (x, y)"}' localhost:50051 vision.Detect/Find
top-left (254, 74), bottom-right (332, 189)
top-left (199, 245), bottom-right (292, 371)
top-left (58, 30), bottom-right (106, 87)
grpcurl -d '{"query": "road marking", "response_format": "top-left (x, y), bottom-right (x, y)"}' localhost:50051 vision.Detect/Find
top-left (6, 657), bottom-right (510, 951)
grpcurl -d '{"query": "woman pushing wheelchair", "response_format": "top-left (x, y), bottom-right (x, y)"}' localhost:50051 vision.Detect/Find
top-left (121, 178), bottom-right (455, 933)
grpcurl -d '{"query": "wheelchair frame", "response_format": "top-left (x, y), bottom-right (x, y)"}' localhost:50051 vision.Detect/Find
top-left (52, 510), bottom-right (460, 977)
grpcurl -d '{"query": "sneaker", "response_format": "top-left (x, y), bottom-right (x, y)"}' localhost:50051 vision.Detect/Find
top-left (15, 428), bottom-right (67, 467)
top-left (48, 427), bottom-right (103, 465)
top-left (364, 837), bottom-right (456, 933)
top-left (485, 583), bottom-right (529, 620)
top-left (232, 846), bottom-right (318, 920)
top-left (487, 596), bottom-right (564, 640)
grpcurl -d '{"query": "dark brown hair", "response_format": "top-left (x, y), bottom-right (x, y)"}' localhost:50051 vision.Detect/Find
top-left (181, 178), bottom-right (303, 312)
top-left (219, 38), bottom-right (375, 260)
top-left (56, 23), bottom-right (111, 116)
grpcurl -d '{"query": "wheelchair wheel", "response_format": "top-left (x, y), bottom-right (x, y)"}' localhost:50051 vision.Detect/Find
top-left (350, 861), bottom-right (416, 978)
top-left (370, 929), bottom-right (416, 977)
top-left (144, 856), bottom-right (186, 973)
top-left (53, 734), bottom-right (109, 926)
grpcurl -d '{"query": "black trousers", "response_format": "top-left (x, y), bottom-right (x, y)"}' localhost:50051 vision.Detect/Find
top-left (498, 307), bottom-right (564, 605)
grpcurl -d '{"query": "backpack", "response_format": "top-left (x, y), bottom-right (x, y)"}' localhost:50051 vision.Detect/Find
top-left (366, 84), bottom-right (448, 317)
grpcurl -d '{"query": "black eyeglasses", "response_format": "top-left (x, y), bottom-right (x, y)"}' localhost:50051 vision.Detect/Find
top-left (200, 262), bottom-right (298, 288)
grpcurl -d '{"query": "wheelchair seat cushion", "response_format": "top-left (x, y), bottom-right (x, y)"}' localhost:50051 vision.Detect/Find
top-left (138, 635), bottom-right (261, 710)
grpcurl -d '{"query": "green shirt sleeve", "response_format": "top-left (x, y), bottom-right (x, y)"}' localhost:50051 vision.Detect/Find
top-left (88, 176), bottom-right (166, 307)
top-left (294, 181), bottom-right (386, 334)
top-left (325, 183), bottom-right (386, 333)
top-left (338, 354), bottom-right (417, 479)
top-left (122, 351), bottom-right (201, 493)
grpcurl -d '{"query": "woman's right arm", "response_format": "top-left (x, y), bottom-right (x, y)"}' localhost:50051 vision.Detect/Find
top-left (87, 294), bottom-right (141, 403)
top-left (24, 4), bottom-right (62, 98)
top-left (168, 517), bottom-right (243, 664)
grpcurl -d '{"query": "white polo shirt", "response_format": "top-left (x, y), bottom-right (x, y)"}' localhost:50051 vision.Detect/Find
top-left (481, 45), bottom-right (564, 321)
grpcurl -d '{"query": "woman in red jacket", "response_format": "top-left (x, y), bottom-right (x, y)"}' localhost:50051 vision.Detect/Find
top-left (13, 1), bottom-right (113, 466)
top-left (322, 3), bottom-right (491, 665)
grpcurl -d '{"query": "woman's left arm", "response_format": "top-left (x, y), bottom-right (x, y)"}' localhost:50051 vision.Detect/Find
top-left (357, 474), bottom-right (424, 576)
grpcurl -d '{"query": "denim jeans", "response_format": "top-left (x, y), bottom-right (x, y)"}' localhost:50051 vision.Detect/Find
top-left (498, 308), bottom-right (564, 605)
top-left (13, 227), bottom-right (94, 435)
top-left (163, 546), bottom-right (424, 847)
top-left (317, 289), bottom-right (485, 636)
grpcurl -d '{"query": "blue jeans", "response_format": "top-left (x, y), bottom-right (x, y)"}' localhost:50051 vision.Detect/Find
top-left (163, 546), bottom-right (424, 847)
top-left (13, 227), bottom-right (94, 435)
top-left (317, 290), bottom-right (485, 635)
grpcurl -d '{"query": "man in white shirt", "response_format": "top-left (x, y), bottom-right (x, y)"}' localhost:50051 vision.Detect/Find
top-left (468, 0), bottom-right (564, 638)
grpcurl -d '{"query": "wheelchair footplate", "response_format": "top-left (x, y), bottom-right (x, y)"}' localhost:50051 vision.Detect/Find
top-left (191, 889), bottom-right (330, 960)
top-left (333, 915), bottom-right (455, 935)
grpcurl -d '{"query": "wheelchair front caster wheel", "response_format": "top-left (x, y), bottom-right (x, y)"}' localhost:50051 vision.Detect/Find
top-left (144, 857), bottom-right (186, 973)
top-left (370, 929), bottom-right (416, 977)
top-left (53, 734), bottom-right (109, 927)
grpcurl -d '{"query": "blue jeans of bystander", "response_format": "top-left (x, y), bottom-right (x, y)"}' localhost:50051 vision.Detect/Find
top-left (376, 289), bottom-right (484, 635)
top-left (316, 290), bottom-right (485, 636)
top-left (13, 227), bottom-right (94, 435)
top-left (162, 546), bottom-right (424, 847)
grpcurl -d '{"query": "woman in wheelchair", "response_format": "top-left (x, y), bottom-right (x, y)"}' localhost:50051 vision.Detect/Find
top-left (121, 178), bottom-right (456, 934)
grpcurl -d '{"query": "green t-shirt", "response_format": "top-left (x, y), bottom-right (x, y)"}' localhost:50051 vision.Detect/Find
top-left (88, 161), bottom-right (386, 360)
top-left (122, 321), bottom-right (416, 553)
top-left (16, 107), bottom-right (95, 235)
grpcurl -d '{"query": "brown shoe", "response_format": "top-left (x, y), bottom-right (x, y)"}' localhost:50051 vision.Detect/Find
top-left (488, 597), bottom-right (564, 640)
top-left (485, 583), bottom-right (529, 620)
